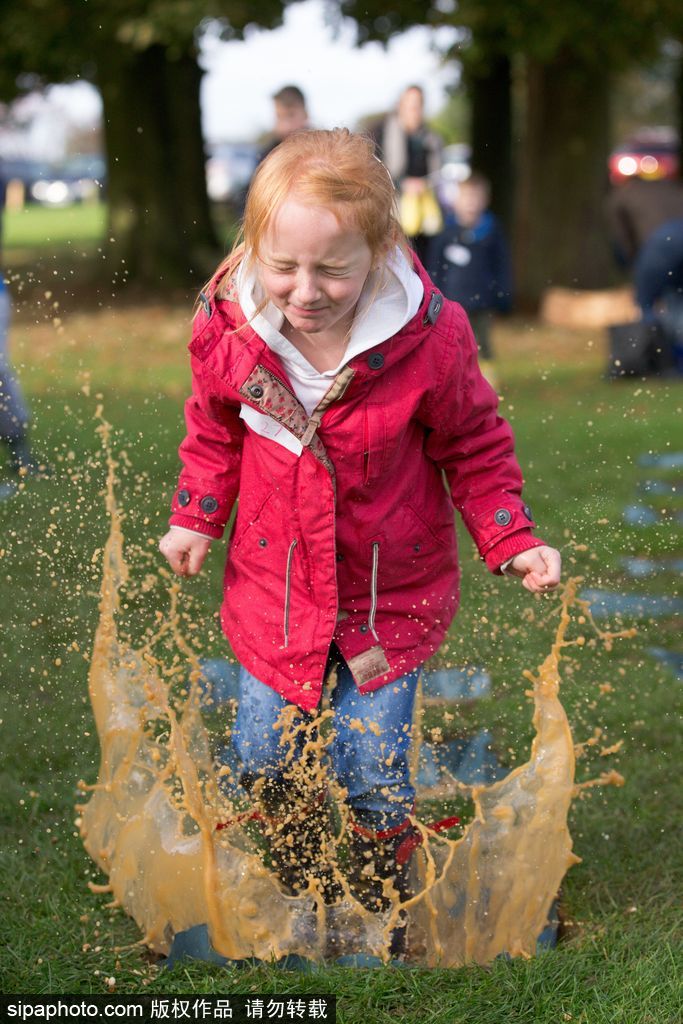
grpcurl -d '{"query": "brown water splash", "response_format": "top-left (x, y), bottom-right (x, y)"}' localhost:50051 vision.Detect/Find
top-left (78, 418), bottom-right (629, 965)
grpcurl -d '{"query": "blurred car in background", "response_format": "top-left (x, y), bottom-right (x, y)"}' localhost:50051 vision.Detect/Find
top-left (29, 154), bottom-right (106, 205)
top-left (608, 127), bottom-right (680, 185)
top-left (206, 141), bottom-right (259, 203)
top-left (1, 154), bottom-right (106, 206)
top-left (0, 156), bottom-right (52, 202)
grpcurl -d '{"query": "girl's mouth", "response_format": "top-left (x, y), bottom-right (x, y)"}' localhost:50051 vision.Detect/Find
top-left (291, 305), bottom-right (326, 317)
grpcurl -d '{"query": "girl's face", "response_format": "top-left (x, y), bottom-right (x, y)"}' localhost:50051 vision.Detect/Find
top-left (258, 199), bottom-right (374, 342)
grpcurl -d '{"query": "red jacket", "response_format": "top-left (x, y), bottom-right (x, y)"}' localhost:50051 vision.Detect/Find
top-left (169, 259), bottom-right (543, 710)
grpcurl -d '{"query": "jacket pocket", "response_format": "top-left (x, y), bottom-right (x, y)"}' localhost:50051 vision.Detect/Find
top-left (404, 501), bottom-right (453, 551)
top-left (361, 404), bottom-right (387, 485)
top-left (227, 494), bottom-right (305, 648)
top-left (230, 490), bottom-right (274, 555)
top-left (364, 502), bottom-right (454, 587)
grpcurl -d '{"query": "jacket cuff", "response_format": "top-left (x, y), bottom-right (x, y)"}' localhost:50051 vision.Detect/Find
top-left (170, 481), bottom-right (232, 537)
top-left (169, 513), bottom-right (225, 540)
top-left (170, 525), bottom-right (215, 542)
top-left (484, 530), bottom-right (545, 574)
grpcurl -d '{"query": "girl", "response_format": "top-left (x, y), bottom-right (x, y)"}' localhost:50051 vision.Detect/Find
top-left (159, 129), bottom-right (561, 939)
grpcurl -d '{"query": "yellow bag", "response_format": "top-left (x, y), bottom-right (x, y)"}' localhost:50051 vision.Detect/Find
top-left (399, 187), bottom-right (443, 237)
top-left (399, 191), bottom-right (422, 237)
top-left (420, 188), bottom-right (444, 236)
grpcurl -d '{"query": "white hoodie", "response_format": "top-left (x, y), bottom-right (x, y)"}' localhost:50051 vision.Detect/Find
top-left (237, 246), bottom-right (424, 417)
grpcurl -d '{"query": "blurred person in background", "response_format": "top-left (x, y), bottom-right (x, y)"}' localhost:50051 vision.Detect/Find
top-left (604, 142), bottom-right (683, 376)
top-left (634, 218), bottom-right (683, 373)
top-left (258, 85), bottom-right (310, 163)
top-left (235, 86), bottom-right (311, 215)
top-left (379, 85), bottom-right (443, 264)
top-left (605, 162), bottom-right (683, 268)
top-left (428, 172), bottom-right (512, 390)
top-left (0, 162), bottom-right (42, 499)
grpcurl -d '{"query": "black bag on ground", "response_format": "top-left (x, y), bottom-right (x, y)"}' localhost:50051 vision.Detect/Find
top-left (606, 320), bottom-right (673, 377)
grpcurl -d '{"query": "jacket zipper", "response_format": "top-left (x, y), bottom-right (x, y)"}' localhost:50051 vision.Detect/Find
top-left (263, 366), bottom-right (296, 398)
top-left (283, 539), bottom-right (298, 647)
top-left (303, 367), bottom-right (356, 446)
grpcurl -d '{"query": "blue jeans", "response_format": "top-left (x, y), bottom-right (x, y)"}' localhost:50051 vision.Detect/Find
top-left (0, 287), bottom-right (30, 441)
top-left (232, 652), bottom-right (419, 832)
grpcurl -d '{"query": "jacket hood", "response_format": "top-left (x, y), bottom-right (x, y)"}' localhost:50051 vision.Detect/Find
top-left (236, 245), bottom-right (425, 381)
top-left (198, 252), bottom-right (445, 394)
top-left (345, 253), bottom-right (444, 380)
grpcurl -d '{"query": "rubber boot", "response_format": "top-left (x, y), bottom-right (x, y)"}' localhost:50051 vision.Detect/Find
top-left (346, 819), bottom-right (416, 958)
top-left (244, 774), bottom-right (343, 904)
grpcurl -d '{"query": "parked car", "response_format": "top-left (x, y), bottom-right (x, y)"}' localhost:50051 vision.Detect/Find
top-left (29, 154), bottom-right (106, 205)
top-left (608, 128), bottom-right (680, 185)
top-left (0, 157), bottom-right (53, 201)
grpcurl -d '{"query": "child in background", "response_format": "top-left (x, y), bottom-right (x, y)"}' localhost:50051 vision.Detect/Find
top-left (159, 130), bottom-right (560, 955)
top-left (429, 172), bottom-right (512, 388)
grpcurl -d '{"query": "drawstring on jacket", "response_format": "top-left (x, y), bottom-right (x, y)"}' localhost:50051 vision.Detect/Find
top-left (369, 541), bottom-right (380, 641)
top-left (283, 539), bottom-right (298, 647)
top-left (284, 539), bottom-right (380, 648)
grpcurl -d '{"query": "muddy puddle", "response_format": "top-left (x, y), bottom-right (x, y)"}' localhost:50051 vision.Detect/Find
top-left (78, 416), bottom-right (629, 966)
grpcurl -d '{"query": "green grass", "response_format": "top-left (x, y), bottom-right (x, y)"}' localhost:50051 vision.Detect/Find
top-left (3, 202), bottom-right (107, 256)
top-left (0, 252), bottom-right (681, 1019)
top-left (2, 200), bottom-right (233, 284)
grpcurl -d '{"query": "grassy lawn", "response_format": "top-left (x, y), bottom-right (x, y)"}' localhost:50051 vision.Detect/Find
top-left (3, 202), bottom-right (107, 252)
top-left (2, 201), bottom-right (234, 306)
top-left (0, 229), bottom-right (681, 1020)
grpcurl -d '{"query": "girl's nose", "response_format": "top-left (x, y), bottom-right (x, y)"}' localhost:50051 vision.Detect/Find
top-left (294, 271), bottom-right (321, 304)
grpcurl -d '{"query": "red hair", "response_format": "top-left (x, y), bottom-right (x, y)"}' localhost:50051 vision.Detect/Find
top-left (211, 128), bottom-right (408, 301)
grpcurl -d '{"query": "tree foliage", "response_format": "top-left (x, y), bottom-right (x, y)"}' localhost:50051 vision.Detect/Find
top-left (337, 0), bottom-right (675, 69)
top-left (337, 0), bottom-right (683, 300)
top-left (0, 0), bottom-right (289, 94)
top-left (0, 1), bottom-right (294, 286)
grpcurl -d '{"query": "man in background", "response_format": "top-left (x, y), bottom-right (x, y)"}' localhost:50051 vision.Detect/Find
top-left (235, 86), bottom-right (310, 214)
top-left (258, 85), bottom-right (310, 163)
top-left (606, 167), bottom-right (683, 268)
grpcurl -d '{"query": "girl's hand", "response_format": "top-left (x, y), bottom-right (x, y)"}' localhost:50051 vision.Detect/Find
top-left (159, 529), bottom-right (211, 577)
top-left (505, 546), bottom-right (562, 594)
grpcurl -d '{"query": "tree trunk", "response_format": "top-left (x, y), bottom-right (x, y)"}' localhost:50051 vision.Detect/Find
top-left (97, 41), bottom-right (219, 288)
top-left (466, 54), bottom-right (514, 234)
top-left (514, 54), bottom-right (616, 308)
